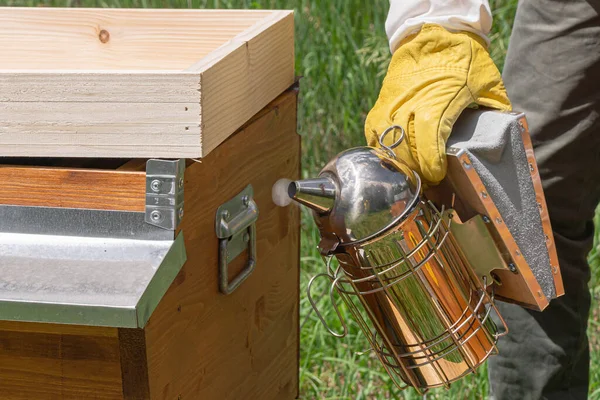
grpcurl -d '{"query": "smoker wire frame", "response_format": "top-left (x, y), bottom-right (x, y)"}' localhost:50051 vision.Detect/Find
top-left (308, 201), bottom-right (508, 393)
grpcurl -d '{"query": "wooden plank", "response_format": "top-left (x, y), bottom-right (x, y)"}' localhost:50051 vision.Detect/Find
top-left (0, 73), bottom-right (200, 103)
top-left (118, 329), bottom-right (150, 400)
top-left (192, 10), bottom-right (295, 157)
top-left (0, 8), bottom-right (271, 71)
top-left (0, 166), bottom-right (146, 211)
top-left (0, 101), bottom-right (201, 157)
top-left (0, 143), bottom-right (199, 159)
top-left (0, 327), bottom-right (123, 399)
top-left (143, 89), bottom-right (300, 400)
top-left (117, 159), bottom-right (148, 172)
top-left (0, 102), bottom-right (199, 124)
top-left (0, 320), bottom-right (118, 338)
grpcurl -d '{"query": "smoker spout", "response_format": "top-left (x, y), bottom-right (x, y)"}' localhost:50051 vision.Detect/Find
top-left (288, 177), bottom-right (336, 213)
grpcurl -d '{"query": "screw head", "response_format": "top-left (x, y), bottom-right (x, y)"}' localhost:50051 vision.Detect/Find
top-left (243, 232), bottom-right (250, 242)
top-left (482, 216), bottom-right (491, 223)
top-left (242, 195), bottom-right (250, 207)
top-left (481, 191), bottom-right (488, 199)
top-left (508, 263), bottom-right (517, 273)
top-left (495, 217), bottom-right (503, 224)
top-left (178, 208), bottom-right (184, 219)
top-left (178, 177), bottom-right (184, 189)
top-left (150, 210), bottom-right (163, 222)
top-left (150, 179), bottom-right (162, 192)
top-left (222, 210), bottom-right (230, 220)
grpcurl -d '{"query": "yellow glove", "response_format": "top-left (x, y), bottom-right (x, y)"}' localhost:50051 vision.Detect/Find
top-left (365, 24), bottom-right (511, 186)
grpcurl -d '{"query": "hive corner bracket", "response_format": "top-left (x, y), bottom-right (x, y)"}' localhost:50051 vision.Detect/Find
top-left (145, 159), bottom-right (185, 231)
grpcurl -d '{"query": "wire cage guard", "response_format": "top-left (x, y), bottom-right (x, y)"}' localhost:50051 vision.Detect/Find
top-left (307, 201), bottom-right (508, 394)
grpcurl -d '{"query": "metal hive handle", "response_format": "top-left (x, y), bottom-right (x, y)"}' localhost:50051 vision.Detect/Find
top-left (215, 185), bottom-right (259, 295)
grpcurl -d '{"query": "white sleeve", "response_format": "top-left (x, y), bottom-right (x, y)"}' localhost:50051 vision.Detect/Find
top-left (386, 0), bottom-right (493, 52)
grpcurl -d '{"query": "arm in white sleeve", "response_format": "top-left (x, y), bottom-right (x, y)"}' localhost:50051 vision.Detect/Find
top-left (386, 0), bottom-right (493, 52)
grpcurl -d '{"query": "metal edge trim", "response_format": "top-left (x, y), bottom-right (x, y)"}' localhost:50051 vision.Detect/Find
top-left (135, 232), bottom-right (187, 328)
top-left (0, 300), bottom-right (139, 328)
top-left (0, 234), bottom-right (186, 328)
top-left (0, 204), bottom-right (174, 241)
top-left (446, 146), bottom-right (466, 157)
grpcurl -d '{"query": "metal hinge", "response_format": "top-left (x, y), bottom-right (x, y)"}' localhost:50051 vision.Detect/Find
top-left (145, 159), bottom-right (185, 231)
top-left (215, 185), bottom-right (259, 294)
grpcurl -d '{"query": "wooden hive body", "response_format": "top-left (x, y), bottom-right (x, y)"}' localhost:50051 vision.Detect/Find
top-left (0, 7), bottom-right (300, 397)
top-left (0, 89), bottom-right (300, 399)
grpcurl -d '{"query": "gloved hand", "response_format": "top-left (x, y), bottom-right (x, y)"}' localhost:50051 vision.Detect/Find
top-left (365, 24), bottom-right (511, 186)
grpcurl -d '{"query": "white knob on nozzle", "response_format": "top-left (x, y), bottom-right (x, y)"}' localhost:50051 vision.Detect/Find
top-left (272, 178), bottom-right (293, 207)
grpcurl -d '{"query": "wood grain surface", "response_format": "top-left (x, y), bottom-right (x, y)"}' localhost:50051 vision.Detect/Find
top-left (0, 321), bottom-right (118, 338)
top-left (143, 89), bottom-right (300, 400)
top-left (0, 323), bottom-right (123, 399)
top-left (0, 73), bottom-right (200, 103)
top-left (118, 329), bottom-right (151, 400)
top-left (0, 8), bottom-right (271, 70)
top-left (0, 165), bottom-right (146, 211)
top-left (0, 100), bottom-right (202, 157)
top-left (190, 10), bottom-right (295, 156)
top-left (0, 8), bottom-right (295, 159)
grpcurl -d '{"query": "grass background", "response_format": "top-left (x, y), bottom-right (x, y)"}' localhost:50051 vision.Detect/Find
top-left (2, 0), bottom-right (598, 398)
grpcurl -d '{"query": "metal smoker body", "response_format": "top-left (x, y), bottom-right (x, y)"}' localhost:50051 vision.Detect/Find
top-left (290, 128), bottom-right (507, 392)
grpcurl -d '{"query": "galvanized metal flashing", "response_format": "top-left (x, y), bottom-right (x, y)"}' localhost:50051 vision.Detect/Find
top-left (0, 158), bottom-right (188, 328)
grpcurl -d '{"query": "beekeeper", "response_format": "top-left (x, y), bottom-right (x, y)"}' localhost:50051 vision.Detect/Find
top-left (366, 1), bottom-right (598, 399)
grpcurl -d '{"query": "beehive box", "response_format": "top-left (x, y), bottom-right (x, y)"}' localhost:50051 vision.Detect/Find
top-left (0, 7), bottom-right (294, 158)
top-left (0, 7), bottom-right (299, 400)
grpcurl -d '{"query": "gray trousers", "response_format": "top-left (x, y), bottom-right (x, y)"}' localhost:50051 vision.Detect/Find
top-left (488, 0), bottom-right (600, 399)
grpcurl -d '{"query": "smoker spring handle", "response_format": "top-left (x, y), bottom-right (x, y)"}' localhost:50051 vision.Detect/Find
top-left (306, 272), bottom-right (349, 338)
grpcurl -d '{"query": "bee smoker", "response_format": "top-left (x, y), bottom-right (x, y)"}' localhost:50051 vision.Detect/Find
top-left (285, 110), bottom-right (563, 393)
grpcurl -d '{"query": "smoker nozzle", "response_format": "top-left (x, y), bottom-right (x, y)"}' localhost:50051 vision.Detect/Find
top-left (288, 177), bottom-right (336, 213)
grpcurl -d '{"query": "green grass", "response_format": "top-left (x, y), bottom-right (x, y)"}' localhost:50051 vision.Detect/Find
top-left (2, 0), bottom-right (599, 398)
